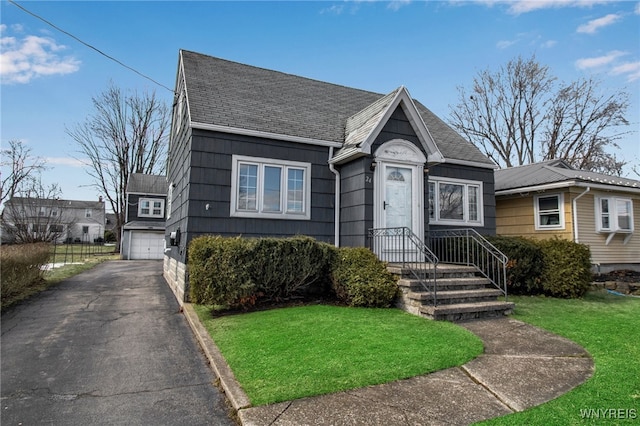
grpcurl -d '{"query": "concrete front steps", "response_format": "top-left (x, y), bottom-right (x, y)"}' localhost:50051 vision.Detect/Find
top-left (390, 263), bottom-right (515, 321)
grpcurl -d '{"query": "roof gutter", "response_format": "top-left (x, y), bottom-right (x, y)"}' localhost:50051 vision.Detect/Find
top-left (328, 147), bottom-right (340, 247)
top-left (572, 187), bottom-right (590, 243)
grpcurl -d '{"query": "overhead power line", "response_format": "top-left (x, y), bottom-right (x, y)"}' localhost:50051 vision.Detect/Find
top-left (8, 0), bottom-right (177, 96)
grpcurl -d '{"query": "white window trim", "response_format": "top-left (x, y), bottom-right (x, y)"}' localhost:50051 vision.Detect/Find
top-left (138, 198), bottom-right (165, 218)
top-left (534, 193), bottom-right (565, 230)
top-left (230, 155), bottom-right (311, 220)
top-left (595, 196), bottom-right (634, 234)
top-left (428, 176), bottom-right (484, 226)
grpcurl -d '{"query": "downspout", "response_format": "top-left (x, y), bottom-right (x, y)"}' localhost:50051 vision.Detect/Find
top-left (328, 147), bottom-right (340, 247)
top-left (572, 187), bottom-right (590, 243)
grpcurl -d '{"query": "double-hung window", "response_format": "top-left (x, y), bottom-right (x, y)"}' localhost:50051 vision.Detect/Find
top-left (534, 193), bottom-right (564, 230)
top-left (596, 197), bottom-right (633, 233)
top-left (428, 178), bottom-right (483, 225)
top-left (231, 155), bottom-right (311, 220)
top-left (138, 198), bottom-right (165, 218)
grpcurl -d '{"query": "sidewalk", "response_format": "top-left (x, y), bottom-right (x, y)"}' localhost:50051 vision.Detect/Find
top-left (183, 305), bottom-right (593, 425)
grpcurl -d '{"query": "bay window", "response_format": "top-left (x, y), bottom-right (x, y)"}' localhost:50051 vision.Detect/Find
top-left (596, 197), bottom-right (633, 233)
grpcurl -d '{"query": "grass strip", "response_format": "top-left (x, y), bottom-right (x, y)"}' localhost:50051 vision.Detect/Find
top-left (481, 290), bottom-right (640, 425)
top-left (195, 304), bottom-right (483, 406)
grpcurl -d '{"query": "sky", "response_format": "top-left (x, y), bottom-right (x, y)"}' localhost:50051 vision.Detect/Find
top-left (1, 0), bottom-right (639, 205)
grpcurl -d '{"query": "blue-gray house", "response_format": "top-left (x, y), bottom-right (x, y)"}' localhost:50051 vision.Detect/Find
top-left (164, 50), bottom-right (498, 304)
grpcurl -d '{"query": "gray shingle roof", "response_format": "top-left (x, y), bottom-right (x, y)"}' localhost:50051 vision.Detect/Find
top-left (126, 174), bottom-right (168, 195)
top-left (3, 197), bottom-right (103, 209)
top-left (180, 50), bottom-right (493, 166)
top-left (495, 160), bottom-right (640, 192)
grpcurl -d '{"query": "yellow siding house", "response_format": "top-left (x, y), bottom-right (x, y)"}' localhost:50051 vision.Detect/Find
top-left (495, 160), bottom-right (640, 273)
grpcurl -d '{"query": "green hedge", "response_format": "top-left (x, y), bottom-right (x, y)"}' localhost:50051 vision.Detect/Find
top-left (188, 236), bottom-right (256, 307)
top-left (1, 243), bottom-right (51, 308)
top-left (489, 236), bottom-right (592, 299)
top-left (331, 247), bottom-right (398, 307)
top-left (538, 238), bottom-right (592, 298)
top-left (188, 236), bottom-right (400, 309)
top-left (487, 236), bottom-right (544, 295)
top-left (188, 236), bottom-right (335, 308)
top-left (249, 237), bottom-right (335, 300)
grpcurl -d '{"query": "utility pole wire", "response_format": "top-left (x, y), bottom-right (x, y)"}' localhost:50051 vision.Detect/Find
top-left (8, 0), bottom-right (177, 96)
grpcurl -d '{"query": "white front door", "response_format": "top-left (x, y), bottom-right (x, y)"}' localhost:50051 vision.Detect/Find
top-left (383, 165), bottom-right (413, 229)
top-left (376, 162), bottom-right (421, 262)
top-left (372, 139), bottom-right (426, 262)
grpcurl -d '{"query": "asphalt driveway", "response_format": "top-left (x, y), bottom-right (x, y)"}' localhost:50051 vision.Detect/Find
top-left (1, 260), bottom-right (235, 425)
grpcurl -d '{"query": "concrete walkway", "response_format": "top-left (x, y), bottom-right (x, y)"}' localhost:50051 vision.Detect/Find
top-left (184, 306), bottom-right (594, 426)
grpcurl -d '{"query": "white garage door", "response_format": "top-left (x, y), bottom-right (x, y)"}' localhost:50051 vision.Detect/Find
top-left (130, 232), bottom-right (165, 260)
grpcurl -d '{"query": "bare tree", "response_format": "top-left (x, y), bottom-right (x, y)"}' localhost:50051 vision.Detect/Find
top-left (1, 179), bottom-right (74, 244)
top-left (1, 139), bottom-right (47, 205)
top-left (449, 55), bottom-right (630, 174)
top-left (66, 82), bottom-right (170, 250)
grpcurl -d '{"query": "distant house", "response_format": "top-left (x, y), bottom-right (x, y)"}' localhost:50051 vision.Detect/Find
top-left (1, 197), bottom-right (105, 244)
top-left (163, 50), bottom-right (499, 303)
top-left (495, 160), bottom-right (640, 272)
top-left (120, 173), bottom-right (168, 260)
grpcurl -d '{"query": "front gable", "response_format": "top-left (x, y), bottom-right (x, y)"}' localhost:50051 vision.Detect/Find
top-left (331, 86), bottom-right (444, 165)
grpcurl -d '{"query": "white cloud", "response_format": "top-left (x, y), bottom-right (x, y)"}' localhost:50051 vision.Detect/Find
top-left (497, 39), bottom-right (517, 49)
top-left (577, 13), bottom-right (622, 34)
top-left (575, 50), bottom-right (627, 69)
top-left (541, 40), bottom-right (557, 48)
top-left (636, 2), bottom-right (640, 15)
top-left (0, 33), bottom-right (80, 84)
top-left (506, 0), bottom-right (608, 15)
top-left (320, 4), bottom-right (345, 15)
top-left (388, 0), bottom-right (412, 11)
top-left (611, 61), bottom-right (640, 82)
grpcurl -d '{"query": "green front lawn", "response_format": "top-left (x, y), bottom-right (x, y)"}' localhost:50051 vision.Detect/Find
top-left (482, 291), bottom-right (640, 425)
top-left (194, 304), bottom-right (483, 406)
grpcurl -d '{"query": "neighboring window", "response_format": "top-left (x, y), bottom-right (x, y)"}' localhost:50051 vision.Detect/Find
top-left (138, 198), bottom-right (165, 218)
top-left (428, 178), bottom-right (483, 225)
top-left (85, 209), bottom-right (92, 218)
top-left (596, 197), bottom-right (633, 233)
top-left (39, 207), bottom-right (46, 216)
top-left (82, 226), bottom-right (89, 234)
top-left (534, 194), bottom-right (564, 230)
top-left (33, 224), bottom-right (47, 233)
top-left (231, 155), bottom-right (311, 220)
top-left (51, 209), bottom-right (58, 217)
top-left (50, 224), bottom-right (64, 233)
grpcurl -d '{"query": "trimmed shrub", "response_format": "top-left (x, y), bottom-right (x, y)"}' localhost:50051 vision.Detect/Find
top-left (188, 236), bottom-right (256, 307)
top-left (487, 236), bottom-right (544, 295)
top-left (538, 238), bottom-right (592, 298)
top-left (188, 235), bottom-right (336, 308)
top-left (1, 243), bottom-right (51, 308)
top-left (249, 236), bottom-right (336, 300)
top-left (331, 247), bottom-right (398, 307)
